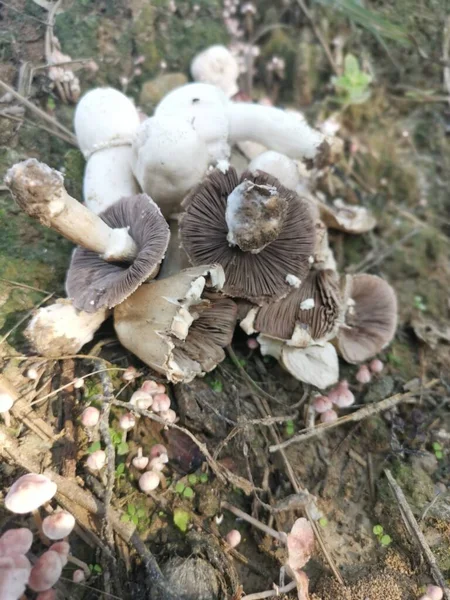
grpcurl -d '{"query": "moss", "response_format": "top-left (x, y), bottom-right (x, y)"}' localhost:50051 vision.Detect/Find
top-left (63, 149), bottom-right (85, 200)
top-left (390, 459), bottom-right (435, 514)
top-left (385, 340), bottom-right (418, 381)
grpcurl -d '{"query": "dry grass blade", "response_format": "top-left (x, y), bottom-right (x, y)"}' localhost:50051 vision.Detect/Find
top-left (269, 379), bottom-right (439, 452)
top-left (384, 469), bottom-right (450, 599)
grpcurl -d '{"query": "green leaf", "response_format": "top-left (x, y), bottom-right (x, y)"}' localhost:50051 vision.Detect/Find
top-left (137, 508), bottom-right (146, 519)
top-left (175, 481), bottom-right (185, 494)
top-left (173, 508), bottom-right (190, 533)
top-left (380, 534), bottom-right (392, 547)
top-left (87, 441), bottom-right (101, 454)
top-left (121, 514), bottom-right (131, 523)
top-left (210, 379), bottom-right (223, 393)
top-left (117, 441), bottom-right (129, 456)
top-left (116, 463), bottom-right (125, 475)
top-left (435, 450), bottom-right (443, 460)
top-left (373, 524), bottom-right (384, 536)
top-left (344, 54), bottom-right (360, 76)
top-left (183, 487), bottom-right (194, 499)
top-left (93, 564), bottom-right (103, 573)
top-left (131, 514), bottom-right (139, 526)
top-left (319, 517), bottom-right (328, 528)
top-left (432, 442), bottom-right (442, 451)
top-left (199, 473), bottom-right (209, 483)
top-left (128, 503), bottom-right (136, 516)
top-left (188, 474), bottom-right (198, 486)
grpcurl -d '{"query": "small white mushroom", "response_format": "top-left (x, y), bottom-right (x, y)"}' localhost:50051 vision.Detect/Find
top-left (0, 376), bottom-right (16, 427)
top-left (74, 87), bottom-right (140, 214)
top-left (25, 300), bottom-right (109, 358)
top-left (191, 45), bottom-right (239, 97)
top-left (248, 151), bottom-right (300, 190)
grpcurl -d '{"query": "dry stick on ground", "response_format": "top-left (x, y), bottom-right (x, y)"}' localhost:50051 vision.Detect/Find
top-left (0, 426), bottom-right (181, 600)
top-left (60, 358), bottom-right (77, 479)
top-left (384, 469), bottom-right (450, 599)
top-left (269, 379), bottom-right (439, 452)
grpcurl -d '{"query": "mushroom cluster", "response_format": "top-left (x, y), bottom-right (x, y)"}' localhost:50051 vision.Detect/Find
top-left (5, 49), bottom-right (398, 390)
top-left (2, 473), bottom-right (88, 600)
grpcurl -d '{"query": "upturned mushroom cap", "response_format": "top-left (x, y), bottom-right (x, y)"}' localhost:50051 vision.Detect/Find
top-left (180, 167), bottom-right (315, 304)
top-left (42, 511), bottom-right (75, 540)
top-left (248, 151), bottom-right (300, 191)
top-left (25, 300), bottom-right (108, 357)
top-left (317, 198), bottom-right (376, 234)
top-left (250, 269), bottom-right (342, 345)
top-left (114, 265), bottom-right (237, 383)
top-left (191, 45), bottom-right (239, 97)
top-left (5, 473), bottom-right (57, 514)
top-left (154, 83), bottom-right (230, 163)
top-left (66, 194), bottom-right (170, 312)
top-left (337, 274), bottom-right (397, 364)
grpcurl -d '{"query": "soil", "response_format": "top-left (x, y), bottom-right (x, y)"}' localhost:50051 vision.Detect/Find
top-left (0, 1), bottom-right (449, 600)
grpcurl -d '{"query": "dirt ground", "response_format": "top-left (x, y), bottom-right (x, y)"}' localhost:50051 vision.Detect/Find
top-left (0, 1), bottom-right (449, 599)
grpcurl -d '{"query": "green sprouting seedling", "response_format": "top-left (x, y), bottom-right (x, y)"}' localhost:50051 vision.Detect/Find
top-left (87, 440), bottom-right (101, 454)
top-left (319, 517), bottom-right (329, 528)
top-left (373, 524), bottom-right (392, 546)
top-left (413, 295), bottom-right (427, 311)
top-left (183, 487), bottom-right (195, 499)
top-left (432, 441), bottom-right (443, 460)
top-left (121, 503), bottom-right (148, 530)
top-left (285, 420), bottom-right (295, 437)
top-left (173, 508), bottom-right (190, 532)
top-left (386, 352), bottom-right (402, 367)
top-left (175, 481), bottom-right (186, 494)
top-left (89, 563), bottom-right (103, 574)
top-left (188, 474), bottom-right (198, 486)
top-left (108, 427), bottom-right (129, 455)
top-left (209, 379), bottom-right (223, 393)
top-left (115, 462), bottom-right (126, 480)
top-left (332, 54), bottom-right (372, 105)
top-left (199, 473), bottom-right (209, 483)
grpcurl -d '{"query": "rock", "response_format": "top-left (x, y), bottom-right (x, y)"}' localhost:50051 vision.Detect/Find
top-left (139, 73), bottom-right (188, 111)
top-left (161, 557), bottom-right (220, 600)
top-left (363, 376), bottom-right (394, 404)
top-left (410, 451), bottom-right (438, 476)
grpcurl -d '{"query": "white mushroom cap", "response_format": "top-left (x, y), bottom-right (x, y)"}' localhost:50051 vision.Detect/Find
top-left (42, 511), bottom-right (76, 540)
top-left (191, 45), bottom-right (239, 97)
top-left (74, 87), bottom-right (140, 158)
top-left (5, 473), bottom-right (57, 514)
top-left (154, 83), bottom-right (230, 163)
top-left (0, 392), bottom-right (13, 412)
top-left (248, 151), bottom-right (300, 191)
top-left (132, 116), bottom-right (209, 217)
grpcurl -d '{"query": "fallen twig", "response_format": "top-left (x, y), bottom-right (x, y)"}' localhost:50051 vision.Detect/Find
top-left (243, 580), bottom-right (296, 600)
top-left (384, 469), bottom-right (450, 599)
top-left (269, 379), bottom-right (439, 452)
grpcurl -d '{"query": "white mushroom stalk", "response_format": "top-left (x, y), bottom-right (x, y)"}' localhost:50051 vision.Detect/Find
top-left (74, 87), bottom-right (140, 214)
top-left (5, 159), bottom-right (138, 262)
top-left (25, 300), bottom-right (109, 358)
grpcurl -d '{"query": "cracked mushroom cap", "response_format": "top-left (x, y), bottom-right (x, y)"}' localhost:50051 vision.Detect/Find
top-left (245, 270), bottom-right (342, 345)
top-left (114, 265), bottom-right (237, 383)
top-left (66, 194), bottom-right (170, 312)
top-left (180, 167), bottom-right (315, 304)
top-left (337, 274), bottom-right (397, 364)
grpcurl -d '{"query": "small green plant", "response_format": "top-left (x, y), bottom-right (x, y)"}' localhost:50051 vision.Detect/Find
top-left (285, 420), bottom-right (295, 437)
top-left (209, 379), bottom-right (223, 393)
top-left (386, 352), bottom-right (402, 367)
top-left (121, 503), bottom-right (148, 528)
top-left (432, 442), bottom-right (443, 460)
top-left (372, 524), bottom-right (392, 547)
top-left (115, 462), bottom-right (126, 481)
top-left (89, 563), bottom-right (103, 574)
top-left (319, 517), bottom-right (328, 528)
top-left (175, 481), bottom-right (185, 494)
top-left (87, 440), bottom-right (101, 454)
top-left (413, 295), bottom-right (427, 311)
top-left (332, 54), bottom-right (372, 105)
top-left (109, 427), bottom-right (129, 456)
top-left (199, 473), bottom-right (209, 483)
top-left (173, 508), bottom-right (190, 532)
top-left (188, 474), bottom-right (198, 486)
top-left (183, 486), bottom-right (195, 499)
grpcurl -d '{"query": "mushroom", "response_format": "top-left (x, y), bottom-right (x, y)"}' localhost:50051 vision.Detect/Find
top-left (328, 380), bottom-right (355, 408)
top-left (258, 337), bottom-right (339, 389)
top-left (312, 396), bottom-right (332, 414)
top-left (86, 450), bottom-right (106, 472)
top-left (119, 412), bottom-right (136, 443)
top-left (190, 45), bottom-right (240, 98)
top-left (132, 448), bottom-right (149, 470)
top-left (320, 409), bottom-right (338, 423)
top-left (139, 471), bottom-right (160, 493)
top-left (42, 512), bottom-right (75, 540)
top-left (132, 116), bottom-right (210, 218)
top-left (356, 364), bottom-right (372, 384)
top-left (0, 558), bottom-right (30, 600)
top-left (25, 300), bottom-right (109, 357)
top-left (28, 550), bottom-right (63, 592)
top-left (114, 265), bottom-right (237, 383)
top-left (248, 151), bottom-right (300, 191)
top-left (179, 167), bottom-right (315, 304)
top-left (0, 376), bottom-right (17, 427)
top-left (0, 528), bottom-right (33, 556)
top-left (74, 87), bottom-right (140, 214)
top-left (5, 473), bottom-right (57, 515)
top-left (80, 407), bottom-right (100, 427)
top-left (154, 83), bottom-right (230, 164)
top-left (224, 530), bottom-right (241, 548)
top-left (337, 274), bottom-right (397, 364)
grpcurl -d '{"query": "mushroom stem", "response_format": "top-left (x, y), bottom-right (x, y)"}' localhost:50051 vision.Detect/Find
top-left (32, 509), bottom-right (50, 544)
top-left (67, 554), bottom-right (90, 578)
top-left (226, 103), bottom-right (329, 166)
top-left (222, 501), bottom-right (287, 543)
top-left (5, 159), bottom-right (138, 262)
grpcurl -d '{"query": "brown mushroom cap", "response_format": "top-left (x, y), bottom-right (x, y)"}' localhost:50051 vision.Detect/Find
top-left (337, 274), bottom-right (397, 364)
top-left (253, 270), bottom-right (342, 342)
top-left (179, 166), bottom-right (315, 304)
top-left (66, 194), bottom-right (170, 312)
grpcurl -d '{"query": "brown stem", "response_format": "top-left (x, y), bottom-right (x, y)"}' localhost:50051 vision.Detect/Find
top-left (222, 501), bottom-right (287, 543)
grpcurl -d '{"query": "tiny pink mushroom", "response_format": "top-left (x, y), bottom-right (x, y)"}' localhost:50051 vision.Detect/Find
top-left (225, 529), bottom-right (241, 548)
top-left (5, 473), bottom-right (57, 514)
top-left (356, 364), bottom-right (372, 384)
top-left (369, 359), bottom-right (384, 374)
top-left (119, 412), bottom-right (136, 442)
top-left (320, 409), bottom-right (338, 424)
top-left (130, 390), bottom-right (153, 410)
top-left (152, 393), bottom-right (171, 413)
top-left (150, 444), bottom-right (168, 459)
top-left (141, 380), bottom-right (166, 395)
top-left (425, 586), bottom-right (444, 600)
top-left (312, 396), bottom-right (332, 414)
top-left (48, 541), bottom-right (70, 567)
top-left (139, 471), bottom-right (160, 493)
top-left (0, 527), bottom-right (33, 555)
top-left (27, 367), bottom-right (38, 380)
top-left (132, 448), bottom-right (149, 470)
top-left (86, 450), bottom-right (106, 471)
top-left (247, 338), bottom-right (259, 350)
top-left (73, 378), bottom-right (84, 389)
top-left (28, 550), bottom-right (63, 592)
top-left (148, 456), bottom-right (167, 472)
top-left (36, 590), bottom-right (57, 600)
top-left (122, 366), bottom-right (138, 382)
top-left (160, 408), bottom-right (177, 424)
top-left (73, 569), bottom-right (86, 583)
top-left (42, 511), bottom-right (75, 540)
top-left (81, 407), bottom-right (100, 427)
top-left (328, 380), bottom-right (355, 408)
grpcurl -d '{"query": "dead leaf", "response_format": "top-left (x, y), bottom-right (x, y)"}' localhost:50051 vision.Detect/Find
top-left (411, 314), bottom-right (450, 349)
